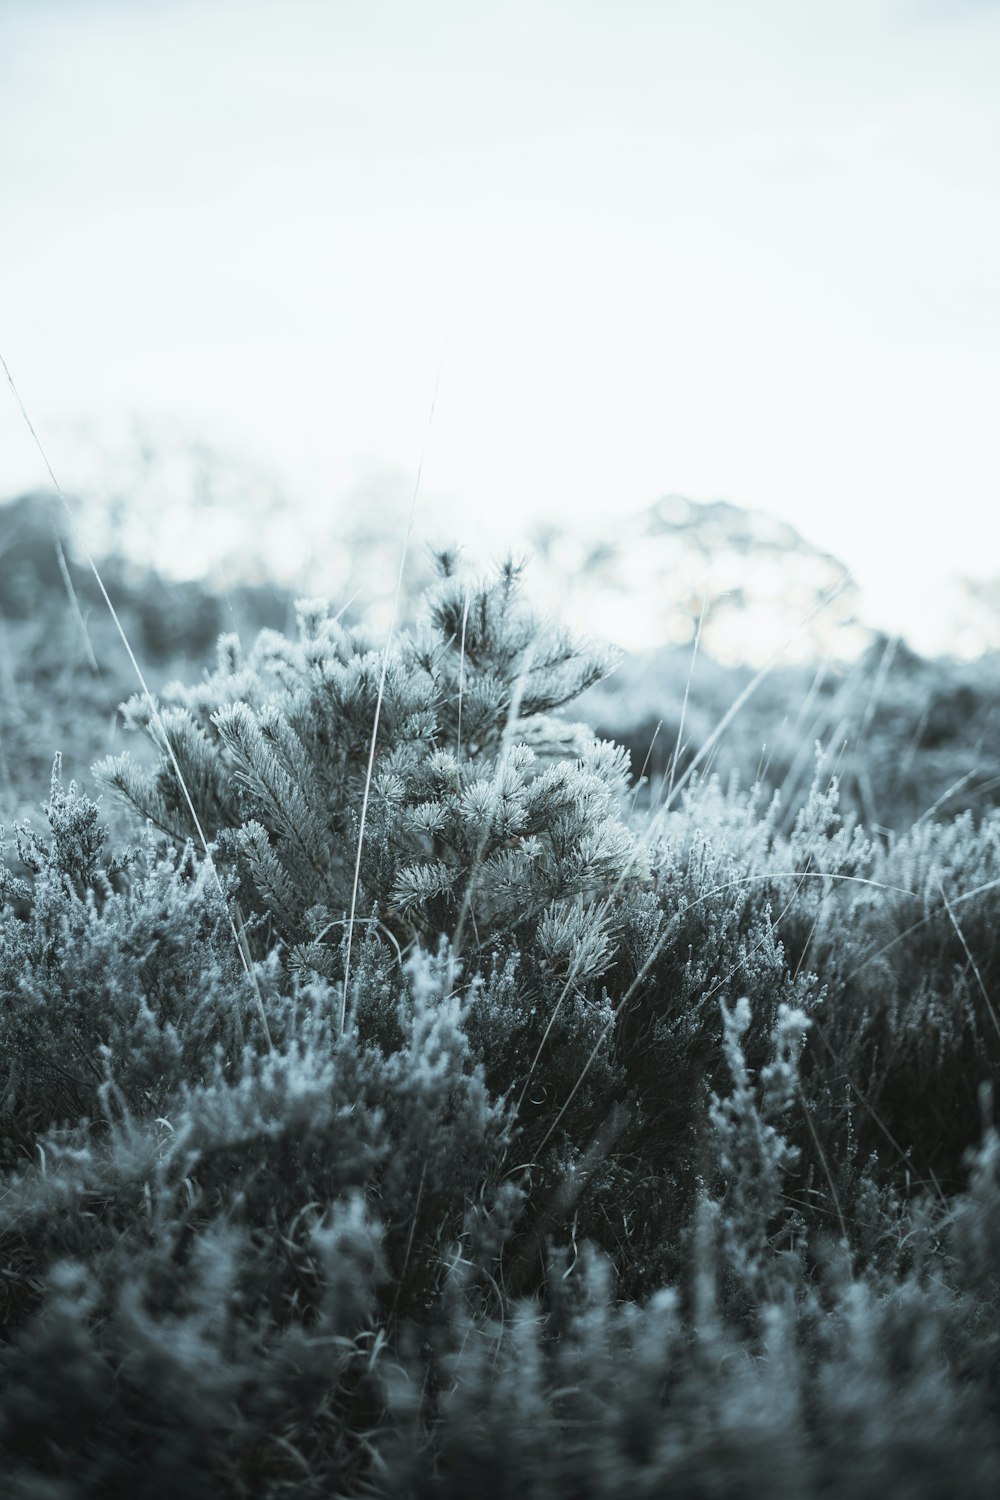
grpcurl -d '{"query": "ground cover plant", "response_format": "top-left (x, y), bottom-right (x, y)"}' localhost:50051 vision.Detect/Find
top-left (2, 503), bottom-right (1000, 1497)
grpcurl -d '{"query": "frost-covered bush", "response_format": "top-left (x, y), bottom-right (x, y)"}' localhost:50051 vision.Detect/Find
top-left (0, 761), bottom-right (256, 1156)
top-left (410, 1001), bottom-right (1000, 1499)
top-left (815, 805), bottom-right (1000, 1190)
top-left (97, 557), bottom-right (661, 1158)
top-left (3, 547), bottom-right (1000, 1496)
top-left (0, 788), bottom-right (513, 1494)
top-left (97, 555), bottom-right (643, 970)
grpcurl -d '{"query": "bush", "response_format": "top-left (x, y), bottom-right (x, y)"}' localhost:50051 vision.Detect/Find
top-left (2, 551), bottom-right (1000, 1495)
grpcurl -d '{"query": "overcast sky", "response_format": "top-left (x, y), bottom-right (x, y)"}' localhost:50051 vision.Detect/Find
top-left (1, 0), bottom-right (998, 651)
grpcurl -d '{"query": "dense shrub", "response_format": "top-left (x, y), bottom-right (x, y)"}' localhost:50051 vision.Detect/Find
top-left (2, 548), bottom-right (1000, 1496)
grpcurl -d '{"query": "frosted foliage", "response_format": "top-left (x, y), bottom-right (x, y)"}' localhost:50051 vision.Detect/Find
top-left (4, 547), bottom-right (1000, 1495)
top-left (707, 997), bottom-right (810, 1303)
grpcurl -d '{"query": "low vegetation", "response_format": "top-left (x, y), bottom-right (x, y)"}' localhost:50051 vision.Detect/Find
top-left (2, 497), bottom-right (999, 1496)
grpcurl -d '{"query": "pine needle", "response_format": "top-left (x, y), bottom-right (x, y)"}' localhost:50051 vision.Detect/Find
top-left (340, 331), bottom-right (448, 1033)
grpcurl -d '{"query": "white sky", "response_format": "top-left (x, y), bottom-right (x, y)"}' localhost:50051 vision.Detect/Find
top-left (1, 0), bottom-right (999, 652)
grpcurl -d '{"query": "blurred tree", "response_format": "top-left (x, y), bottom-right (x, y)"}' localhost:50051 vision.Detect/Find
top-left (530, 494), bottom-right (868, 663)
top-left (954, 575), bottom-right (1000, 656)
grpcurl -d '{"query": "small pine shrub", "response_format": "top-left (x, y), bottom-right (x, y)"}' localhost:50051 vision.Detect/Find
top-left (97, 556), bottom-right (658, 1155)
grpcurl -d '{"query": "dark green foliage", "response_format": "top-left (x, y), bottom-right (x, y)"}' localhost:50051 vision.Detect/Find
top-left (3, 543), bottom-right (1000, 1496)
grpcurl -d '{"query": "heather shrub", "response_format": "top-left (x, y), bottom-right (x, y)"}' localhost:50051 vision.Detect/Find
top-left (790, 803), bottom-right (1000, 1192)
top-left (409, 1003), bottom-right (1000, 1499)
top-left (3, 545), bottom-right (1000, 1496)
top-left (0, 764), bottom-right (256, 1153)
